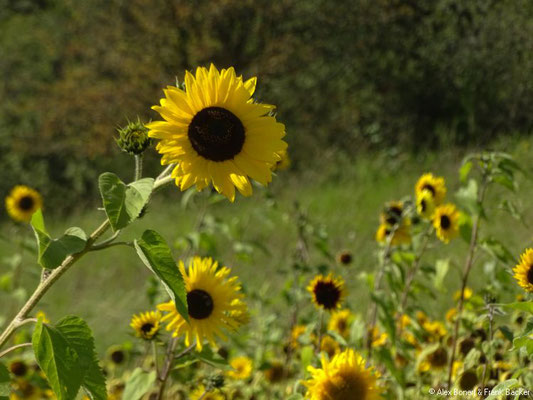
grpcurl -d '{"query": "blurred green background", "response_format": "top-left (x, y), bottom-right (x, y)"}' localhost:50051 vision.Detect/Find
top-left (1, 0), bottom-right (533, 209)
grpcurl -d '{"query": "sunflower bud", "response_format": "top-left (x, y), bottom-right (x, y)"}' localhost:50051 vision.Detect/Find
top-left (205, 373), bottom-right (225, 390)
top-left (116, 119), bottom-right (151, 155)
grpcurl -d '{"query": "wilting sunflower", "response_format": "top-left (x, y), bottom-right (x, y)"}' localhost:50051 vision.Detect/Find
top-left (147, 64), bottom-right (287, 201)
top-left (416, 189), bottom-right (435, 220)
top-left (158, 257), bottom-right (247, 350)
top-left (303, 349), bottom-right (382, 400)
top-left (308, 274), bottom-right (346, 311)
top-left (227, 356), bottom-right (252, 380)
top-left (513, 249), bottom-right (533, 293)
top-left (375, 222), bottom-right (411, 246)
top-left (415, 173), bottom-right (446, 206)
top-left (328, 309), bottom-right (353, 339)
top-left (130, 311), bottom-right (161, 340)
top-left (5, 185), bottom-right (42, 222)
top-left (433, 204), bottom-right (460, 243)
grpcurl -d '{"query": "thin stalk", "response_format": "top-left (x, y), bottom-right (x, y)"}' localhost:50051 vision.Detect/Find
top-left (315, 310), bottom-right (324, 356)
top-left (480, 304), bottom-right (494, 392)
top-left (446, 177), bottom-right (488, 388)
top-left (366, 225), bottom-right (397, 358)
top-left (134, 154), bottom-right (143, 181)
top-left (152, 341), bottom-right (159, 377)
top-left (157, 340), bottom-right (195, 400)
top-left (0, 342), bottom-right (32, 358)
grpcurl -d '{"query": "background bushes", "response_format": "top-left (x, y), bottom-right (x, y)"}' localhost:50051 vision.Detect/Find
top-left (1, 0), bottom-right (532, 207)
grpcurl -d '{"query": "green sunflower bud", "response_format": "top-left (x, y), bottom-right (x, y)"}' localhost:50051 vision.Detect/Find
top-left (116, 119), bottom-right (151, 155)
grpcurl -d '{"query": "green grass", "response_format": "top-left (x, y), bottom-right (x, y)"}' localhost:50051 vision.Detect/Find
top-left (2, 138), bottom-right (533, 353)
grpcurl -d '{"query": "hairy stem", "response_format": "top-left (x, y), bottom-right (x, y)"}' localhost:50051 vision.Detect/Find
top-left (134, 154), bottom-right (143, 181)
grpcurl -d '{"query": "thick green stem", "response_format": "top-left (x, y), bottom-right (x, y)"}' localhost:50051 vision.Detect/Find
top-left (134, 154), bottom-right (143, 181)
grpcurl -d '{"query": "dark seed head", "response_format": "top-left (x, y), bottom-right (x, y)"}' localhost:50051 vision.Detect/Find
top-left (188, 107), bottom-right (245, 162)
top-left (9, 361), bottom-right (27, 377)
top-left (18, 196), bottom-right (34, 211)
top-left (459, 338), bottom-right (475, 356)
top-left (459, 370), bottom-right (478, 391)
top-left (187, 289), bottom-right (214, 319)
top-left (313, 281), bottom-right (341, 310)
top-left (422, 184), bottom-right (436, 196)
top-left (527, 266), bottom-right (533, 285)
top-left (141, 323), bottom-right (154, 333)
top-left (428, 347), bottom-right (448, 368)
top-left (110, 350), bottom-right (125, 364)
top-left (338, 252), bottom-right (352, 265)
top-left (440, 215), bottom-right (451, 230)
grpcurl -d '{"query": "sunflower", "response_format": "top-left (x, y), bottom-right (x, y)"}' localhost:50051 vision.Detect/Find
top-left (190, 386), bottom-right (224, 400)
top-left (291, 324), bottom-right (308, 348)
top-left (227, 356), bottom-right (252, 380)
top-left (375, 222), bottom-right (411, 246)
top-left (416, 189), bottom-right (435, 220)
top-left (307, 274), bottom-right (346, 311)
top-left (328, 309), bottom-right (353, 339)
top-left (454, 287), bottom-right (472, 301)
top-left (336, 251), bottom-right (353, 266)
top-left (158, 256), bottom-right (247, 350)
top-left (5, 186), bottom-right (42, 222)
top-left (9, 381), bottom-right (42, 400)
top-left (426, 347), bottom-right (448, 369)
top-left (458, 370), bottom-right (478, 391)
top-left (303, 349), bottom-right (382, 400)
top-left (130, 311), bottom-right (161, 340)
top-left (8, 360), bottom-right (28, 377)
top-left (433, 204), bottom-right (460, 243)
top-left (380, 201), bottom-right (404, 226)
top-left (273, 150), bottom-right (291, 171)
top-left (415, 173), bottom-right (446, 206)
top-left (513, 249), bottom-right (533, 292)
top-left (320, 335), bottom-right (341, 358)
top-left (264, 361), bottom-right (285, 383)
top-left (147, 64), bottom-right (287, 201)
top-left (368, 327), bottom-right (388, 347)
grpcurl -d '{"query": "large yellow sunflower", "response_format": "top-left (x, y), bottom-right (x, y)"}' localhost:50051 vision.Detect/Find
top-left (513, 248), bottom-right (533, 292)
top-left (130, 311), bottom-right (161, 340)
top-left (415, 173), bottom-right (446, 206)
top-left (158, 257), bottom-right (247, 350)
top-left (433, 204), bottom-right (460, 243)
top-left (147, 64), bottom-right (287, 201)
top-left (307, 274), bottom-right (346, 311)
top-left (303, 349), bottom-right (382, 400)
top-left (5, 185), bottom-right (42, 222)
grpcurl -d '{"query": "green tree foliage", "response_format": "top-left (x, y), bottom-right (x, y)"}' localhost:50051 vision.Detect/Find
top-left (1, 0), bottom-right (532, 208)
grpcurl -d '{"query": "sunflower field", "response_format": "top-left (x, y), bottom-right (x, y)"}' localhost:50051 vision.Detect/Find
top-left (2, 2), bottom-right (533, 399)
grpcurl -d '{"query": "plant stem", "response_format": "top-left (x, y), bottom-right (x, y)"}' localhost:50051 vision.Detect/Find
top-left (0, 220), bottom-right (110, 350)
top-left (0, 342), bottom-right (32, 358)
top-left (446, 177), bottom-right (488, 388)
top-left (480, 304), bottom-right (494, 392)
top-left (366, 226), bottom-right (397, 358)
top-left (134, 154), bottom-right (143, 181)
top-left (152, 341), bottom-right (159, 377)
top-left (315, 310), bottom-right (324, 356)
top-left (156, 338), bottom-right (179, 400)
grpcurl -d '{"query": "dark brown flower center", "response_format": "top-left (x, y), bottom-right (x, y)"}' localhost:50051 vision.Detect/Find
top-left (428, 348), bottom-right (448, 368)
top-left (420, 199), bottom-right (427, 212)
top-left (141, 323), bottom-right (154, 333)
top-left (422, 184), bottom-right (436, 196)
top-left (323, 370), bottom-right (367, 400)
top-left (459, 370), bottom-right (478, 391)
top-left (18, 195), bottom-right (34, 211)
top-left (440, 215), bottom-right (451, 230)
top-left (110, 350), bottom-right (125, 364)
top-left (187, 289), bottom-right (214, 319)
top-left (313, 281), bottom-right (341, 309)
top-left (188, 107), bottom-right (245, 162)
top-left (9, 361), bottom-right (27, 377)
top-left (528, 266), bottom-right (533, 285)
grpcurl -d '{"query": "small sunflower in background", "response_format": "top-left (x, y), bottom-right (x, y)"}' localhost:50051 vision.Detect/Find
top-left (319, 335), bottom-right (341, 358)
top-left (5, 185), bottom-right (42, 222)
top-left (416, 189), bottom-right (435, 220)
top-left (426, 347), bottom-right (448, 369)
top-left (513, 248), bottom-right (533, 292)
top-left (158, 257), bottom-right (247, 350)
top-left (307, 274), bottom-right (346, 311)
top-left (8, 360), bottom-right (28, 377)
top-left (291, 324), bottom-right (308, 348)
top-left (433, 203), bottom-right (460, 243)
top-left (368, 327), bottom-right (388, 347)
top-left (328, 309), bottom-right (354, 339)
top-left (336, 250), bottom-right (353, 266)
top-left (303, 349), bottom-right (382, 400)
top-left (375, 222), bottom-right (411, 246)
top-left (190, 385), bottom-right (224, 400)
top-left (130, 311), bottom-right (161, 340)
top-left (415, 173), bottom-right (446, 206)
top-left (147, 64), bottom-right (287, 202)
top-left (227, 356), bottom-right (252, 380)
top-left (453, 287), bottom-right (473, 301)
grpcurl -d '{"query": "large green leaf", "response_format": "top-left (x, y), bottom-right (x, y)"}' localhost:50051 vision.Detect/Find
top-left (0, 362), bottom-right (9, 398)
top-left (32, 317), bottom-right (107, 400)
top-left (134, 230), bottom-right (188, 322)
top-left (503, 302), bottom-right (533, 314)
top-left (98, 173), bottom-right (154, 232)
top-left (31, 210), bottom-right (87, 269)
top-left (32, 319), bottom-right (84, 400)
top-left (122, 368), bottom-right (156, 400)
top-left (55, 316), bottom-right (107, 400)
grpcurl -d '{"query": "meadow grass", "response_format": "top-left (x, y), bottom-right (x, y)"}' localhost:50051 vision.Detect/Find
top-left (1, 137), bottom-right (532, 353)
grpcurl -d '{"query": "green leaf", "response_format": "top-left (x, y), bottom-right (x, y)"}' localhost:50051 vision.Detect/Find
top-left (122, 368), bottom-right (156, 400)
top-left (194, 346), bottom-right (229, 369)
top-left (0, 362), bottom-right (10, 397)
top-left (55, 316), bottom-right (107, 400)
top-left (485, 379), bottom-right (519, 400)
top-left (300, 345), bottom-right (314, 371)
top-left (32, 317), bottom-right (107, 400)
top-left (31, 212), bottom-right (87, 269)
top-left (480, 238), bottom-right (516, 264)
top-left (32, 319), bottom-right (84, 400)
top-left (458, 212), bottom-right (473, 244)
top-left (503, 302), bottom-right (533, 314)
top-left (455, 179), bottom-right (479, 216)
top-left (134, 230), bottom-right (188, 322)
top-left (98, 173), bottom-right (154, 232)
top-left (433, 259), bottom-right (449, 292)
top-left (459, 160), bottom-right (473, 183)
